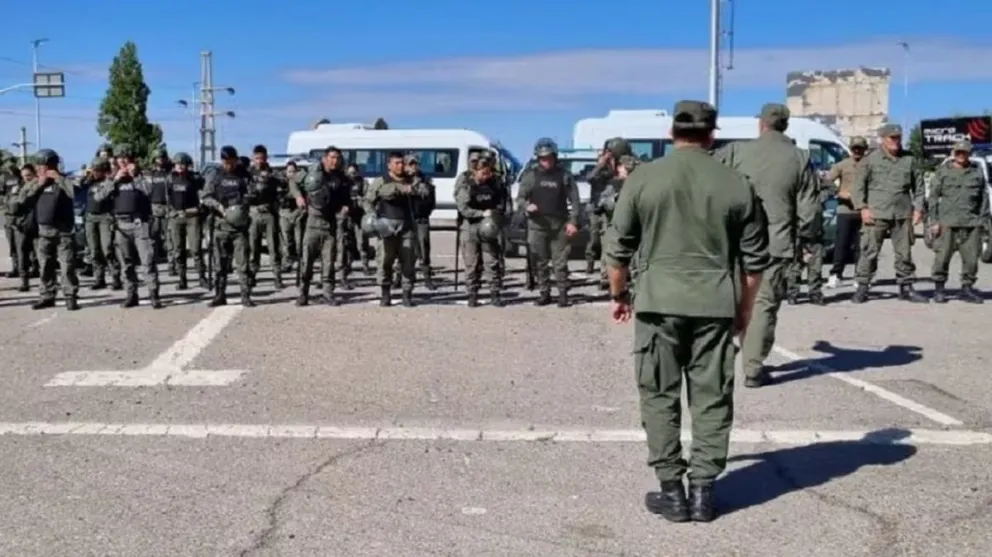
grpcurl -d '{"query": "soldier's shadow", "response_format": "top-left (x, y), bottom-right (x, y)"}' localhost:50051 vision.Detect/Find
top-left (770, 340), bottom-right (922, 384)
top-left (717, 428), bottom-right (917, 515)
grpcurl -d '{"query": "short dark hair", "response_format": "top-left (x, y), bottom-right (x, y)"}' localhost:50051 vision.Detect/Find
top-left (387, 151), bottom-right (405, 161)
top-left (253, 144), bottom-right (267, 155)
top-left (324, 146), bottom-right (341, 156)
top-left (671, 127), bottom-right (713, 144)
top-left (21, 163), bottom-right (35, 173)
top-left (286, 161), bottom-right (297, 169)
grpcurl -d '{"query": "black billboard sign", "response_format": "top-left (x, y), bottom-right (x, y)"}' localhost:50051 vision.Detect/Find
top-left (919, 116), bottom-right (992, 157)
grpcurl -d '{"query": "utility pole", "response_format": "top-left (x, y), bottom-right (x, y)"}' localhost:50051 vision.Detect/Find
top-left (31, 39), bottom-right (49, 148)
top-left (708, 0), bottom-right (721, 110)
top-left (898, 41), bottom-right (910, 143)
top-left (12, 127), bottom-right (31, 164)
top-left (198, 51), bottom-right (236, 169)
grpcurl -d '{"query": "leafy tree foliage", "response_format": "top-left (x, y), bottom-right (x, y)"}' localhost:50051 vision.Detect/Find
top-left (97, 41), bottom-right (163, 165)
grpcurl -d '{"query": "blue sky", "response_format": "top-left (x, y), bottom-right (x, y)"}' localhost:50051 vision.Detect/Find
top-left (2, 0), bottom-right (992, 168)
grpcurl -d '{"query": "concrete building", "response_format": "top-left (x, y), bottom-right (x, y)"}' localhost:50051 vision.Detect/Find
top-left (786, 68), bottom-right (890, 145)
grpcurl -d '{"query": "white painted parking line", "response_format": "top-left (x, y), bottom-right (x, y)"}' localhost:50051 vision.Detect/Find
top-left (44, 306), bottom-right (247, 387)
top-left (0, 421), bottom-right (989, 445)
top-left (26, 312), bottom-right (57, 328)
top-left (772, 345), bottom-right (964, 427)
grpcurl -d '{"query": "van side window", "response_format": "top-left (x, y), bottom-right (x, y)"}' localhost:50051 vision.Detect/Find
top-left (308, 149), bottom-right (460, 178)
top-left (808, 140), bottom-right (849, 171)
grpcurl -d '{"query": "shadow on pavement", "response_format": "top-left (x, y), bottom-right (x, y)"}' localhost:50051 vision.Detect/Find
top-left (772, 340), bottom-right (923, 384)
top-left (717, 428), bottom-right (917, 515)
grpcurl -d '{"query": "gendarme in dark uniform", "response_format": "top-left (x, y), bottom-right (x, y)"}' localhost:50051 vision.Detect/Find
top-left (850, 123), bottom-right (927, 303)
top-left (200, 146), bottom-right (256, 307)
top-left (927, 140), bottom-right (989, 303)
top-left (514, 138), bottom-right (581, 307)
top-left (603, 100), bottom-right (770, 523)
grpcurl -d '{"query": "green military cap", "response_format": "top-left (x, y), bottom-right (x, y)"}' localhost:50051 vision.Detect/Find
top-left (849, 136), bottom-right (868, 148)
top-left (758, 103), bottom-right (790, 125)
top-left (90, 157), bottom-right (112, 173)
top-left (878, 124), bottom-right (902, 137)
top-left (604, 137), bottom-right (633, 158)
top-left (952, 140), bottom-right (973, 153)
top-left (672, 100), bottom-right (719, 130)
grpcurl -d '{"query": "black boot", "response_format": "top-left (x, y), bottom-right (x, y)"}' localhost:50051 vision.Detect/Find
top-left (208, 277), bottom-right (227, 307)
top-left (379, 286), bottom-right (392, 307)
top-left (585, 260), bottom-right (595, 275)
top-left (31, 298), bottom-right (55, 310)
top-left (247, 272), bottom-right (257, 289)
top-left (65, 296), bottom-right (80, 312)
top-left (322, 290), bottom-right (339, 306)
top-left (490, 290), bottom-right (503, 307)
top-left (808, 291), bottom-right (825, 305)
top-left (687, 483), bottom-right (716, 522)
top-left (341, 275), bottom-right (354, 290)
top-left (121, 291), bottom-right (139, 308)
top-left (362, 260), bottom-right (372, 275)
top-left (273, 271), bottom-right (285, 290)
top-left (402, 289), bottom-right (415, 307)
top-left (149, 290), bottom-right (164, 310)
top-left (423, 269), bottom-right (436, 291)
top-left (534, 290), bottom-right (552, 306)
top-left (176, 272), bottom-right (188, 291)
top-left (110, 276), bottom-right (123, 291)
top-left (557, 289), bottom-right (570, 308)
top-left (6, 269), bottom-right (19, 279)
top-left (933, 282), bottom-right (948, 304)
top-left (241, 288), bottom-right (256, 308)
top-left (296, 281), bottom-right (310, 306)
top-left (899, 283), bottom-right (928, 304)
top-left (467, 290), bottom-right (479, 307)
top-left (17, 280), bottom-right (29, 292)
top-left (92, 275), bottom-right (107, 290)
top-left (79, 264), bottom-right (93, 278)
top-left (29, 267), bottom-right (39, 278)
top-left (851, 283), bottom-right (869, 304)
top-left (644, 480), bottom-right (690, 523)
top-left (960, 285), bottom-right (984, 304)
top-left (167, 263), bottom-right (177, 277)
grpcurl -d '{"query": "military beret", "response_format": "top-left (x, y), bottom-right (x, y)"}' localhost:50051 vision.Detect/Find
top-left (952, 140), bottom-right (973, 153)
top-left (672, 100), bottom-right (719, 130)
top-left (758, 103), bottom-right (790, 124)
top-left (878, 124), bottom-right (902, 137)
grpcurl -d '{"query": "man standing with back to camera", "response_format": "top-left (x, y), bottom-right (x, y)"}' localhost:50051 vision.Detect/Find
top-left (604, 100), bottom-right (770, 523)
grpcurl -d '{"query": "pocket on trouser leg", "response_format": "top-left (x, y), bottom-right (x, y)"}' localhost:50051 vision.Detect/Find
top-left (634, 330), bottom-right (659, 392)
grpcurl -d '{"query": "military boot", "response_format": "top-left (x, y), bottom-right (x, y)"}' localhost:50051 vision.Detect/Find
top-left (110, 275), bottom-right (123, 291)
top-left (490, 290), bottom-right (503, 308)
top-left (557, 289), bottom-right (570, 308)
top-left (247, 272), bottom-right (257, 289)
top-left (402, 289), bottom-right (415, 307)
top-left (899, 283), bottom-right (928, 304)
top-left (851, 283), bottom-right (869, 304)
top-left (932, 282), bottom-right (948, 304)
top-left (273, 271), bottom-right (285, 290)
top-left (65, 296), bottom-right (80, 312)
top-left (467, 290), bottom-right (479, 307)
top-left (149, 290), bottom-right (164, 310)
top-left (687, 483), bottom-right (716, 522)
top-left (240, 286), bottom-right (256, 308)
top-left (121, 291), bottom-right (139, 308)
top-left (644, 481), bottom-right (690, 523)
top-left (379, 286), bottom-right (392, 307)
top-left (423, 269), bottom-right (436, 291)
top-left (534, 290), bottom-right (552, 306)
top-left (176, 272), bottom-right (188, 291)
top-left (322, 288), bottom-right (339, 307)
top-left (6, 268), bottom-right (19, 279)
top-left (362, 260), bottom-right (372, 275)
top-left (167, 262), bottom-right (177, 277)
top-left (29, 266), bottom-right (39, 278)
top-left (585, 260), bottom-right (595, 275)
top-left (31, 298), bottom-right (55, 310)
top-left (92, 274), bottom-right (107, 290)
top-left (960, 285), bottom-right (984, 304)
top-left (208, 277), bottom-right (227, 307)
top-left (79, 264), bottom-right (93, 278)
top-left (341, 274), bottom-right (354, 290)
top-left (787, 291), bottom-right (800, 305)
top-left (17, 279), bottom-right (29, 292)
top-left (808, 291), bottom-right (825, 305)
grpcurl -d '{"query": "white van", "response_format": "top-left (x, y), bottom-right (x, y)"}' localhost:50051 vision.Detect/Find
top-left (285, 124), bottom-right (519, 229)
top-left (572, 109), bottom-right (852, 172)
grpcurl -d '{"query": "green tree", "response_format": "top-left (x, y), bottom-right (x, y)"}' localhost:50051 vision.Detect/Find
top-left (97, 41), bottom-right (163, 165)
top-left (0, 148), bottom-right (17, 162)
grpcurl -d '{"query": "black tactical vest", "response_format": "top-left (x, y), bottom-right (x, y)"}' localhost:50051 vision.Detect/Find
top-left (168, 173), bottom-right (199, 210)
top-left (35, 181), bottom-right (71, 226)
top-left (147, 169), bottom-right (170, 205)
top-left (251, 166), bottom-right (277, 206)
top-left (467, 180), bottom-right (499, 212)
top-left (376, 177), bottom-right (409, 220)
top-left (217, 170), bottom-right (247, 207)
top-left (85, 180), bottom-right (113, 214)
top-left (113, 179), bottom-right (143, 217)
top-left (528, 167), bottom-right (568, 219)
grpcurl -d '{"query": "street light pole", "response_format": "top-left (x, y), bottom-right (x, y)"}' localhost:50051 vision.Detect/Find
top-left (898, 41), bottom-right (909, 142)
top-left (31, 38), bottom-right (49, 149)
top-left (708, 0), bottom-right (721, 110)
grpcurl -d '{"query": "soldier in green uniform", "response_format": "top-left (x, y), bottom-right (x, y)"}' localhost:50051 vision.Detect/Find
top-left (823, 136), bottom-right (869, 287)
top-left (455, 156), bottom-right (505, 307)
top-left (364, 151), bottom-right (431, 307)
top-left (165, 152), bottom-right (207, 290)
top-left (587, 138), bottom-right (633, 281)
top-left (92, 152), bottom-right (162, 309)
top-left (515, 138), bottom-right (581, 307)
top-left (604, 100), bottom-right (770, 523)
top-left (200, 146), bottom-right (256, 307)
top-left (785, 176), bottom-right (827, 305)
top-left (279, 160), bottom-right (307, 274)
top-left (407, 154), bottom-right (437, 290)
top-left (15, 149), bottom-right (81, 311)
top-left (851, 124), bottom-right (927, 304)
top-left (596, 154), bottom-right (640, 290)
top-left (247, 145), bottom-right (284, 289)
top-left (712, 103), bottom-right (819, 387)
top-left (928, 140), bottom-right (989, 303)
top-left (345, 163), bottom-right (372, 274)
top-left (5, 162), bottom-right (37, 291)
top-left (291, 146), bottom-right (351, 305)
top-left (146, 147), bottom-right (173, 274)
top-left (80, 158), bottom-right (121, 290)
top-left (1, 155), bottom-right (23, 277)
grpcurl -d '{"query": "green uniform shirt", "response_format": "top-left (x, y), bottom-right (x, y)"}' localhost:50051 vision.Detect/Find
top-left (823, 156), bottom-right (865, 214)
top-left (603, 146), bottom-right (771, 318)
top-left (927, 162), bottom-right (989, 227)
top-left (712, 130), bottom-right (820, 258)
top-left (851, 148), bottom-right (924, 220)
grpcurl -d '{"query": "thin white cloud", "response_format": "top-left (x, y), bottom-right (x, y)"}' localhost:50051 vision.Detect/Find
top-left (281, 38), bottom-right (992, 95)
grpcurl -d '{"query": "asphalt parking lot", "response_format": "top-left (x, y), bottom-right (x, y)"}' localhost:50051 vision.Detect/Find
top-left (0, 230), bottom-right (990, 557)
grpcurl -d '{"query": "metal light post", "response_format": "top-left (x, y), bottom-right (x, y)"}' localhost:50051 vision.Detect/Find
top-left (898, 41), bottom-right (910, 142)
top-left (708, 0), bottom-right (721, 109)
top-left (31, 38), bottom-right (49, 148)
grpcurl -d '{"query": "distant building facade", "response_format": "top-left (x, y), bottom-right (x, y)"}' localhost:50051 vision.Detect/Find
top-left (786, 67), bottom-right (890, 146)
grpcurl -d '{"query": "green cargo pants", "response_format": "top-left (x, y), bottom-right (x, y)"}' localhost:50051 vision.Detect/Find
top-left (114, 219), bottom-right (159, 297)
top-left (635, 312), bottom-right (736, 484)
top-left (741, 258), bottom-right (789, 379)
top-left (249, 208), bottom-right (281, 279)
top-left (585, 211), bottom-right (603, 269)
top-left (527, 217), bottom-right (570, 293)
top-left (786, 240), bottom-right (824, 297)
top-left (377, 231), bottom-right (416, 292)
top-left (931, 226), bottom-right (981, 286)
top-left (279, 208), bottom-right (304, 266)
top-left (150, 204), bottom-right (170, 265)
top-left (85, 213), bottom-right (118, 283)
top-left (35, 229), bottom-right (79, 301)
top-left (301, 225), bottom-right (336, 293)
top-left (460, 221), bottom-right (502, 292)
top-left (855, 217), bottom-right (916, 286)
top-left (168, 210), bottom-right (205, 279)
top-left (4, 219), bottom-right (17, 273)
